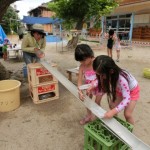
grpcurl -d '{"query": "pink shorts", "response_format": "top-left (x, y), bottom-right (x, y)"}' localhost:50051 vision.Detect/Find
top-left (116, 85), bottom-right (140, 101)
top-left (130, 85), bottom-right (140, 101)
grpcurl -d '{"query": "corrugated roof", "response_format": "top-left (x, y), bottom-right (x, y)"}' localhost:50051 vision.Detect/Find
top-left (21, 16), bottom-right (62, 24)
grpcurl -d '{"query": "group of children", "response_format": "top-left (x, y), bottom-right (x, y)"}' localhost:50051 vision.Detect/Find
top-left (74, 43), bottom-right (139, 125)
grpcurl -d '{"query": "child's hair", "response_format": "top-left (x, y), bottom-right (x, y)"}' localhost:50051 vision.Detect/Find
top-left (93, 55), bottom-right (126, 102)
top-left (109, 29), bottom-right (114, 36)
top-left (118, 34), bottom-right (122, 41)
top-left (75, 44), bottom-right (94, 61)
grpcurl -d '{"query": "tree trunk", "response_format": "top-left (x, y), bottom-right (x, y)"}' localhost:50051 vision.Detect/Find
top-left (66, 34), bottom-right (79, 49)
top-left (66, 20), bottom-right (83, 49)
top-left (75, 21), bottom-right (83, 30)
top-left (0, 0), bottom-right (19, 22)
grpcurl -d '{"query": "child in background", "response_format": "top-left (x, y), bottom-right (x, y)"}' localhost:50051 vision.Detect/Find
top-left (105, 29), bottom-right (115, 58)
top-left (75, 44), bottom-right (103, 125)
top-left (92, 55), bottom-right (140, 125)
top-left (115, 34), bottom-right (122, 62)
top-left (2, 38), bottom-right (9, 61)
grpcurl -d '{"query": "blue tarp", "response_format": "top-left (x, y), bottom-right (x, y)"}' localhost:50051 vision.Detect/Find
top-left (46, 35), bottom-right (62, 42)
top-left (22, 16), bottom-right (63, 24)
top-left (0, 25), bottom-right (7, 44)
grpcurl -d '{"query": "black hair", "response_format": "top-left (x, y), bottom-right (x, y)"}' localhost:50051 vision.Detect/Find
top-left (31, 31), bottom-right (45, 38)
top-left (109, 29), bottom-right (114, 36)
top-left (93, 55), bottom-right (128, 103)
top-left (19, 34), bottom-right (24, 40)
top-left (75, 44), bottom-right (94, 61)
top-left (118, 34), bottom-right (122, 41)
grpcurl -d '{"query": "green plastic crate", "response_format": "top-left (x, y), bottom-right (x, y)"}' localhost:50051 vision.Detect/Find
top-left (114, 117), bottom-right (134, 132)
top-left (115, 117), bottom-right (133, 150)
top-left (119, 142), bottom-right (130, 150)
top-left (84, 117), bottom-right (133, 150)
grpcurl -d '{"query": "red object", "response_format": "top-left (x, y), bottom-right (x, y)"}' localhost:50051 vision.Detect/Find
top-left (38, 84), bottom-right (55, 94)
top-left (36, 68), bottom-right (49, 76)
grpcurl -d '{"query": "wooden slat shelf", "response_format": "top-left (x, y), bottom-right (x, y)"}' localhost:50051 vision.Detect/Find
top-left (132, 26), bottom-right (150, 40)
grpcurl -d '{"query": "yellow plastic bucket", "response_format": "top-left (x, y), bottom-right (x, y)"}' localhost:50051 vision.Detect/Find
top-left (0, 80), bottom-right (21, 112)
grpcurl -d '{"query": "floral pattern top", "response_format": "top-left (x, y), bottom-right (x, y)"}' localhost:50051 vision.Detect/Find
top-left (115, 71), bottom-right (138, 112)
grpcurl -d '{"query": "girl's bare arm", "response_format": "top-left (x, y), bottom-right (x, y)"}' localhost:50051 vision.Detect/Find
top-left (77, 65), bottom-right (84, 100)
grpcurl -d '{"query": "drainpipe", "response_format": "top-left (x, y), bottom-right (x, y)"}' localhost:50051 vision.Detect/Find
top-left (129, 13), bottom-right (135, 42)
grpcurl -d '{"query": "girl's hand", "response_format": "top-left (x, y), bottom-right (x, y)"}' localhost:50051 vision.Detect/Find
top-left (78, 89), bottom-right (85, 101)
top-left (103, 109), bottom-right (118, 119)
top-left (86, 85), bottom-right (93, 96)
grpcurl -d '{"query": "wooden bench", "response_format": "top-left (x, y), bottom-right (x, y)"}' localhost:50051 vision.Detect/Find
top-left (66, 67), bottom-right (79, 82)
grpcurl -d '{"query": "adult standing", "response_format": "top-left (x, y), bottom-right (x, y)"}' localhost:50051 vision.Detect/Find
top-left (21, 24), bottom-right (46, 64)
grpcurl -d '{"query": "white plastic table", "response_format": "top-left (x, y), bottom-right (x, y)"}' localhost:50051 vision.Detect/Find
top-left (7, 45), bottom-right (23, 60)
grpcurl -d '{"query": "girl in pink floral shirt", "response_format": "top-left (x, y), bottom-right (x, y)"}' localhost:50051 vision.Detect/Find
top-left (92, 55), bottom-right (140, 124)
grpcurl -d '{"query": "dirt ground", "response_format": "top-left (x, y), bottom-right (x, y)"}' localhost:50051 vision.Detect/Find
top-left (0, 36), bottom-right (150, 150)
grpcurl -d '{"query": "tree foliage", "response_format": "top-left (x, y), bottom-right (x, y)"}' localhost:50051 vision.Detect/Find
top-left (2, 6), bottom-right (20, 34)
top-left (48, 0), bottom-right (119, 30)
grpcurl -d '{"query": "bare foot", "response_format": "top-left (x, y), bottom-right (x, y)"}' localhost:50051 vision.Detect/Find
top-left (90, 115), bottom-right (98, 121)
top-left (79, 116), bottom-right (91, 125)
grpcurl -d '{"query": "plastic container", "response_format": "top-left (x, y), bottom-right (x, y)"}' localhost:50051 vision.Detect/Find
top-left (29, 82), bottom-right (59, 104)
top-left (27, 63), bottom-right (57, 86)
top-left (0, 80), bottom-right (21, 112)
top-left (84, 117), bottom-right (133, 150)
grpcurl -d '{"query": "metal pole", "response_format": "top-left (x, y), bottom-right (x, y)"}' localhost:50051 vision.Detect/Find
top-left (129, 13), bottom-right (135, 42)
